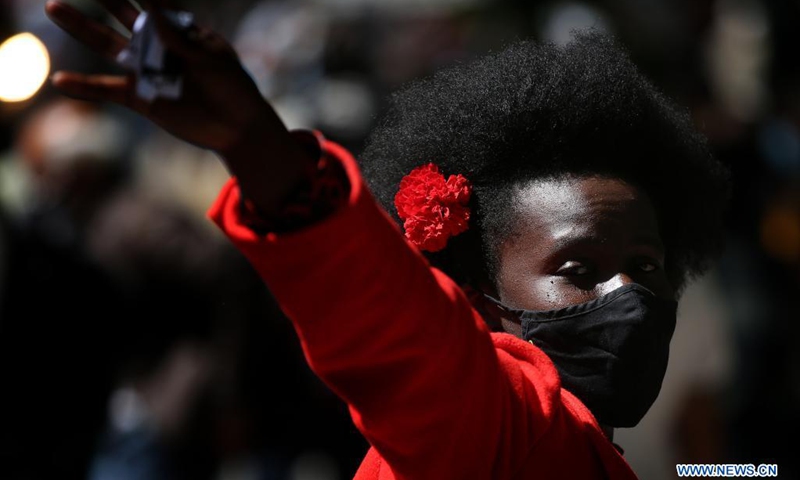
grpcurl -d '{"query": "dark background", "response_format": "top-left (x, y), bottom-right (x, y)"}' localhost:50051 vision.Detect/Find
top-left (0, 0), bottom-right (798, 479)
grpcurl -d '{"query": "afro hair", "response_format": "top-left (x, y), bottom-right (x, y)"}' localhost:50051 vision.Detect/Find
top-left (360, 31), bottom-right (730, 294)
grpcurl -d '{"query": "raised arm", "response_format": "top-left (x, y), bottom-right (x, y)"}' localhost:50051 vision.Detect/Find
top-left (46, 3), bottom-right (561, 477)
top-left (207, 138), bottom-right (561, 479)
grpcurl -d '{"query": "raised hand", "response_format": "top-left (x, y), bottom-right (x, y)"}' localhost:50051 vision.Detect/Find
top-left (45, 0), bottom-right (314, 215)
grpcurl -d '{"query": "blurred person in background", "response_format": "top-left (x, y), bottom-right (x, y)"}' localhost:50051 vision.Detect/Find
top-left (0, 97), bottom-right (136, 479)
top-left (0, 94), bottom-right (268, 480)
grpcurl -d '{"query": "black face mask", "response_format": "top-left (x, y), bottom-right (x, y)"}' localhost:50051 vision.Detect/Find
top-left (487, 284), bottom-right (677, 428)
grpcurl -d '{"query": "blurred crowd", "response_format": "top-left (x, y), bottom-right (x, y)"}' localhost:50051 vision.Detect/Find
top-left (0, 0), bottom-right (799, 479)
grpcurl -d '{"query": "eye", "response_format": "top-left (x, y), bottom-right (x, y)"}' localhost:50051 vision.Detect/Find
top-left (637, 258), bottom-right (660, 273)
top-left (556, 261), bottom-right (591, 276)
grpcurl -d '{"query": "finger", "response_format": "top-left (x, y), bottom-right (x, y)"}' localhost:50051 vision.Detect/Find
top-left (45, 1), bottom-right (128, 61)
top-left (148, 7), bottom-right (206, 62)
top-left (51, 71), bottom-right (145, 113)
top-left (94, 0), bottom-right (141, 31)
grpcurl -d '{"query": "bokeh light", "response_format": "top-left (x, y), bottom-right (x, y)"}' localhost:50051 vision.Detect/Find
top-left (0, 33), bottom-right (51, 103)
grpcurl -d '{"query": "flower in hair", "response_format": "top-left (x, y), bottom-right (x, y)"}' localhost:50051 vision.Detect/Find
top-left (394, 163), bottom-right (472, 252)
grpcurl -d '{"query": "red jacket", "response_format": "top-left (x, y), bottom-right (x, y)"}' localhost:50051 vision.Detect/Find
top-left (207, 138), bottom-right (639, 479)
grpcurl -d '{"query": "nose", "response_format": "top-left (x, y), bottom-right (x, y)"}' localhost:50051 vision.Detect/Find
top-left (597, 273), bottom-right (635, 297)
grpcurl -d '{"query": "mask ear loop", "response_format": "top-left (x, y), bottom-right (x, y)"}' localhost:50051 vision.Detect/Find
top-left (462, 286), bottom-right (524, 337)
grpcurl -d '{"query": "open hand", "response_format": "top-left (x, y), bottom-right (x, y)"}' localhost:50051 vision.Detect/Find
top-left (46, 0), bottom-right (283, 154)
top-left (46, 0), bottom-right (314, 214)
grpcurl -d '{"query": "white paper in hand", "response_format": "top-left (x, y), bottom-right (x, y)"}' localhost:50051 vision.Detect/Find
top-left (116, 11), bottom-right (195, 102)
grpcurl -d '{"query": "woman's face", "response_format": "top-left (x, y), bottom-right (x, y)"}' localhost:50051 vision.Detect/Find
top-left (494, 175), bottom-right (674, 314)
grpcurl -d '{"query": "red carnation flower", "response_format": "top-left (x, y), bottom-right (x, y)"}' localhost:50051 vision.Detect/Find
top-left (394, 163), bottom-right (472, 252)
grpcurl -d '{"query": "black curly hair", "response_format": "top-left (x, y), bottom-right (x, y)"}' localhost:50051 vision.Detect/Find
top-left (360, 31), bottom-right (730, 294)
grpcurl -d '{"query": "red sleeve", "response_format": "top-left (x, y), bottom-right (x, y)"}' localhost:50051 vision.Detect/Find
top-left (207, 139), bottom-right (562, 479)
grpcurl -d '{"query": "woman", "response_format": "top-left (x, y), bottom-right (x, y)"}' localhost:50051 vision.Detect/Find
top-left (46, 1), bottom-right (730, 478)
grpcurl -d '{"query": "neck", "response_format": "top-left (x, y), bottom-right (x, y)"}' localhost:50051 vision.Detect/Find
top-left (602, 425), bottom-right (614, 441)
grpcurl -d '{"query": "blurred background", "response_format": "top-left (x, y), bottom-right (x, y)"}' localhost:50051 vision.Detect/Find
top-left (0, 0), bottom-right (798, 479)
